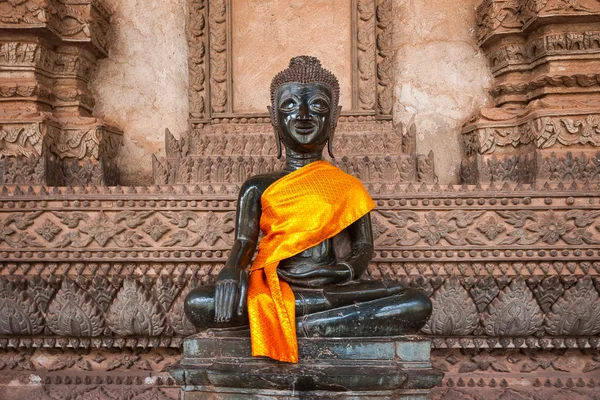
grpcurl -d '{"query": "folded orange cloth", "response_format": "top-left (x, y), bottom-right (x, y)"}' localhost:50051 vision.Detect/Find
top-left (247, 161), bottom-right (375, 362)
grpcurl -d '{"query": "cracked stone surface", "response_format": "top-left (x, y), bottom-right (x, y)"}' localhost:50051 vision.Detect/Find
top-left (393, 0), bottom-right (493, 184)
top-left (90, 0), bottom-right (189, 185)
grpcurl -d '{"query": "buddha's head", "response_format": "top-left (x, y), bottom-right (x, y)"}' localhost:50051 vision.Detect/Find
top-left (268, 56), bottom-right (341, 158)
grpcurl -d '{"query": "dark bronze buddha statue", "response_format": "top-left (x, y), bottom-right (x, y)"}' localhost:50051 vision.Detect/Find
top-left (184, 56), bottom-right (432, 363)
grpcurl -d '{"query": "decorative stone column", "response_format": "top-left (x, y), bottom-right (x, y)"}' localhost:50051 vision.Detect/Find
top-left (0, 0), bottom-right (122, 185)
top-left (461, 0), bottom-right (600, 184)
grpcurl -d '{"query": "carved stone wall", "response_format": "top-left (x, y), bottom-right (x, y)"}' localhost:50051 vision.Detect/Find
top-left (0, 1), bottom-right (599, 399)
top-left (0, 182), bottom-right (598, 398)
top-left (152, 0), bottom-right (437, 185)
top-left (461, 0), bottom-right (600, 184)
top-left (0, 0), bottom-right (123, 186)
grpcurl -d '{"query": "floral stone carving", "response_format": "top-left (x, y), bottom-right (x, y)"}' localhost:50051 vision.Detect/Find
top-left (46, 278), bottom-right (104, 337)
top-left (545, 277), bottom-right (600, 336)
top-left (482, 279), bottom-right (543, 336)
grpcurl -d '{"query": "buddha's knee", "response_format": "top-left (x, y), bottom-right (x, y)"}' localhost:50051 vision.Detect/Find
top-left (396, 289), bottom-right (432, 331)
top-left (184, 285), bottom-right (216, 328)
top-left (184, 285), bottom-right (249, 329)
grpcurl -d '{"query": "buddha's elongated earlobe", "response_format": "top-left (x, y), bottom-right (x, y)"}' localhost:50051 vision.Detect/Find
top-left (267, 106), bottom-right (282, 159)
top-left (328, 106), bottom-right (342, 158)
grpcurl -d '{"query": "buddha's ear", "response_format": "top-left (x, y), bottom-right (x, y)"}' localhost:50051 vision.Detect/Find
top-left (328, 106), bottom-right (342, 158)
top-left (267, 106), bottom-right (282, 159)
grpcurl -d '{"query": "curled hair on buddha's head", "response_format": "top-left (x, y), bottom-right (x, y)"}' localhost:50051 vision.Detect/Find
top-left (268, 56), bottom-right (341, 159)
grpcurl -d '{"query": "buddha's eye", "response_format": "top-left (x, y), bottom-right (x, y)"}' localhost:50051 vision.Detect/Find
top-left (279, 98), bottom-right (298, 112)
top-left (310, 98), bottom-right (330, 112)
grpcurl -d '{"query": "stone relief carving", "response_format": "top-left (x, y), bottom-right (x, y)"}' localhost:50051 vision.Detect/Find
top-left (0, 183), bottom-right (598, 346)
top-left (463, 0), bottom-right (600, 184)
top-left (208, 0), bottom-right (228, 114)
top-left (375, 0), bottom-right (393, 117)
top-left (154, 122), bottom-right (435, 185)
top-left (0, 2), bottom-right (122, 186)
top-left (545, 277), bottom-right (600, 336)
top-left (423, 279), bottom-right (479, 336)
top-left (0, 0), bottom-right (596, 397)
top-left (482, 279), bottom-right (544, 336)
top-left (357, 0), bottom-right (376, 111)
top-left (187, 0), bottom-right (207, 121)
top-left (46, 278), bottom-right (104, 337)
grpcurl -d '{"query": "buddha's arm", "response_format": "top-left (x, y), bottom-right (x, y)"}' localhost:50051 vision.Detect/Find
top-left (214, 181), bottom-right (261, 322)
top-left (343, 212), bottom-right (375, 280)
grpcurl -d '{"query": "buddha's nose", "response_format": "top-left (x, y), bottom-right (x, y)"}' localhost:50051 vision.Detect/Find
top-left (297, 102), bottom-right (311, 121)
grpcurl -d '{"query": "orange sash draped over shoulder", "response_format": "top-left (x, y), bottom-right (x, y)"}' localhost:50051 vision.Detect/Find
top-left (247, 161), bottom-right (375, 363)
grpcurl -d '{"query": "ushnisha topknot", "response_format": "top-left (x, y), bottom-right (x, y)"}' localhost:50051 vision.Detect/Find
top-left (270, 55), bottom-right (340, 122)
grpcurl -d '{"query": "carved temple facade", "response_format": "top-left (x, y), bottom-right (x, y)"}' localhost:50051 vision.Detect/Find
top-left (0, 1), bottom-right (599, 399)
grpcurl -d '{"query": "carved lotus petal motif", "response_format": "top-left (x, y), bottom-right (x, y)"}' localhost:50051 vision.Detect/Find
top-left (545, 277), bottom-right (600, 336)
top-left (469, 276), bottom-right (499, 312)
top-left (532, 276), bottom-right (564, 313)
top-left (154, 276), bottom-right (182, 312)
top-left (423, 278), bottom-right (479, 336)
top-left (88, 276), bottom-right (119, 313)
top-left (46, 278), bottom-right (105, 337)
top-left (483, 279), bottom-right (543, 336)
top-left (168, 286), bottom-right (199, 336)
top-left (26, 276), bottom-right (56, 313)
top-left (0, 278), bottom-right (44, 335)
top-left (105, 279), bottom-right (166, 336)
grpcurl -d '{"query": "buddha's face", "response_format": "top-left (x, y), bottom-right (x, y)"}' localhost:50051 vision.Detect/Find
top-left (275, 82), bottom-right (333, 154)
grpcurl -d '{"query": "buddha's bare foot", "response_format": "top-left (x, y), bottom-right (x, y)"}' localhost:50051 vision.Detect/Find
top-left (206, 326), bottom-right (250, 337)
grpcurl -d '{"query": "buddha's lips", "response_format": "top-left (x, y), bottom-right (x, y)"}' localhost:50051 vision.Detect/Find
top-left (294, 123), bottom-right (316, 135)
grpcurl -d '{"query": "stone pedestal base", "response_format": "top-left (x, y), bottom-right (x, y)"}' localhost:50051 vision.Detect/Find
top-left (182, 387), bottom-right (430, 399)
top-left (170, 335), bottom-right (442, 400)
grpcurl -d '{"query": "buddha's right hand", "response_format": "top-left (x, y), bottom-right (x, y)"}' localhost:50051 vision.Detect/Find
top-left (214, 266), bottom-right (248, 323)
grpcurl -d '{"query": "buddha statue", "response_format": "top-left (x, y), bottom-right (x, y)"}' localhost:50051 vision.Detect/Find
top-left (184, 56), bottom-right (432, 363)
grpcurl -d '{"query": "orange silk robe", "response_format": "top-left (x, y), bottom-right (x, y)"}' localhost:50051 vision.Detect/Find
top-left (247, 160), bottom-right (375, 363)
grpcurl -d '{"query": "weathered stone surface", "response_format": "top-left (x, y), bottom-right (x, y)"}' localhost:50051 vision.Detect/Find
top-left (85, 0), bottom-right (499, 184)
top-left (90, 0), bottom-right (188, 185)
top-left (231, 0), bottom-right (353, 113)
top-left (393, 0), bottom-right (493, 184)
top-left (461, 0), bottom-right (600, 184)
top-left (0, 0), bottom-right (124, 185)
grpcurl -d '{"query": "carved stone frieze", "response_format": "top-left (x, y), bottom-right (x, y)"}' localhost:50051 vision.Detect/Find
top-left (187, 0), bottom-right (207, 122)
top-left (375, 0), bottom-right (393, 117)
top-left (0, 0), bottom-right (110, 55)
top-left (430, 349), bottom-right (600, 399)
top-left (0, 1), bottom-right (122, 186)
top-left (0, 348), bottom-right (180, 399)
top-left (463, 0), bottom-right (600, 184)
top-left (0, 183), bottom-right (597, 346)
top-left (356, 0), bottom-right (377, 111)
top-left (3, 269), bottom-right (600, 340)
top-left (463, 109), bottom-right (600, 156)
top-left (476, 0), bottom-right (600, 45)
top-left (154, 121), bottom-right (435, 185)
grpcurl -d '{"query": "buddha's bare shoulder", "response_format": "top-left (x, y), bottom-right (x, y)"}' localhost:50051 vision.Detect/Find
top-left (238, 170), bottom-right (288, 197)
